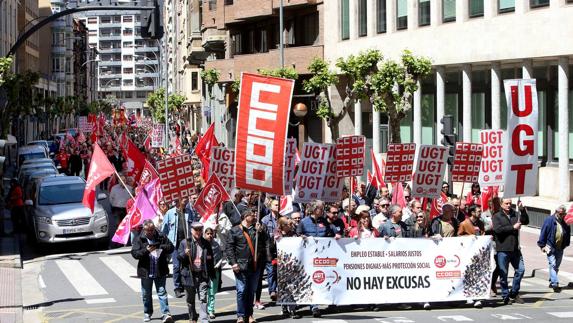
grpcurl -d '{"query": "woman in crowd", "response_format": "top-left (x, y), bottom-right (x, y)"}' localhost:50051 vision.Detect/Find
top-left (407, 210), bottom-right (429, 238)
top-left (348, 211), bottom-right (379, 238)
top-left (465, 182), bottom-right (482, 207)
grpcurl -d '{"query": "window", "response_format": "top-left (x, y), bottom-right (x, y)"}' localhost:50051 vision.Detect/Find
top-left (87, 17), bottom-right (97, 24)
top-left (341, 0), bottom-right (350, 40)
top-left (376, 0), bottom-right (386, 33)
top-left (123, 68), bottom-right (133, 74)
top-left (499, 0), bottom-right (515, 13)
top-left (123, 15), bottom-right (133, 23)
top-left (443, 0), bottom-right (456, 22)
top-left (123, 79), bottom-right (133, 86)
top-left (358, 0), bottom-right (367, 36)
top-left (469, 0), bottom-right (484, 17)
top-left (123, 41), bottom-right (132, 48)
top-left (224, 0), bottom-right (234, 4)
top-left (208, 0), bottom-right (216, 10)
top-left (123, 28), bottom-right (133, 36)
top-left (137, 91), bottom-right (146, 98)
top-left (124, 91), bottom-right (133, 98)
top-left (191, 71), bottom-right (199, 91)
top-left (419, 0), bottom-right (430, 26)
top-left (530, 0), bottom-right (549, 7)
top-left (396, 0), bottom-right (407, 30)
top-left (123, 55), bottom-right (132, 61)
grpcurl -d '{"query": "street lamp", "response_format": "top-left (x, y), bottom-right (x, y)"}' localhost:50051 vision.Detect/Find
top-left (292, 102), bottom-right (307, 151)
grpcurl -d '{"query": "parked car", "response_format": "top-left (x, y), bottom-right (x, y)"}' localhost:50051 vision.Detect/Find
top-left (18, 163), bottom-right (57, 184)
top-left (27, 140), bottom-right (50, 156)
top-left (24, 176), bottom-right (109, 244)
top-left (22, 170), bottom-right (60, 200)
top-left (22, 158), bottom-right (54, 166)
top-left (17, 145), bottom-right (48, 168)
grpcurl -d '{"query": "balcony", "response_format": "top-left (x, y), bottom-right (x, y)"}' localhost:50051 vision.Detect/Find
top-left (99, 34), bottom-right (122, 40)
top-left (99, 60), bottom-right (123, 66)
top-left (134, 59), bottom-right (159, 65)
top-left (135, 85), bottom-right (154, 91)
top-left (205, 45), bottom-right (323, 82)
top-left (99, 73), bottom-right (122, 78)
top-left (134, 46), bottom-right (159, 52)
top-left (98, 47), bottom-right (122, 53)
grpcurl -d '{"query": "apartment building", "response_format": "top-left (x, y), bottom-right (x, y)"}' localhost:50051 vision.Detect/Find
top-left (324, 0), bottom-right (573, 203)
top-left (0, 0), bottom-right (18, 58)
top-left (79, 9), bottom-right (161, 113)
top-left (199, 0), bottom-right (325, 145)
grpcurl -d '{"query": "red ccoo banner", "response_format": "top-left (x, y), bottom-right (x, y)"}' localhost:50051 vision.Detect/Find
top-left (451, 142), bottom-right (484, 183)
top-left (335, 135), bottom-right (365, 177)
top-left (234, 73), bottom-right (295, 196)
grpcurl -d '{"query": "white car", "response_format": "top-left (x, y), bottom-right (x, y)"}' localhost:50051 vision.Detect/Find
top-left (24, 176), bottom-right (110, 244)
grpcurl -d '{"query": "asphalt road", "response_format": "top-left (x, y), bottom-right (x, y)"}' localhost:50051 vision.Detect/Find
top-left (19, 228), bottom-right (573, 323)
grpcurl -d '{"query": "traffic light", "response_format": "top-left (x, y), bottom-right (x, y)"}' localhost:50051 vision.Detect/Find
top-left (440, 115), bottom-right (456, 166)
top-left (142, 0), bottom-right (163, 39)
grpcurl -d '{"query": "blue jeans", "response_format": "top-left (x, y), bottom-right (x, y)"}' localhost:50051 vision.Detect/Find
top-left (547, 248), bottom-right (564, 287)
top-left (141, 276), bottom-right (170, 316)
top-left (235, 268), bottom-right (261, 319)
top-left (497, 251), bottom-right (525, 298)
top-left (172, 250), bottom-right (182, 291)
top-left (266, 261), bottom-right (277, 294)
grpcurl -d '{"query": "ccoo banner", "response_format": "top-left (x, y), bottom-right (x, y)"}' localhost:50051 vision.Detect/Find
top-left (384, 143), bottom-right (416, 183)
top-left (294, 143), bottom-right (330, 203)
top-left (235, 73), bottom-right (295, 196)
top-left (479, 130), bottom-right (505, 187)
top-left (157, 154), bottom-right (197, 203)
top-left (335, 135), bottom-right (365, 177)
top-left (277, 236), bottom-right (494, 305)
top-left (503, 79), bottom-right (538, 197)
top-left (412, 145), bottom-right (448, 198)
top-left (451, 142), bottom-right (484, 183)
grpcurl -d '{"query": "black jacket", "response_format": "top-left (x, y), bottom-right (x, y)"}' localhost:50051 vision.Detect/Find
top-left (224, 200), bottom-right (245, 226)
top-left (131, 230), bottom-right (174, 278)
top-left (493, 207), bottom-right (529, 252)
top-left (226, 224), bottom-right (272, 272)
top-left (177, 237), bottom-right (216, 286)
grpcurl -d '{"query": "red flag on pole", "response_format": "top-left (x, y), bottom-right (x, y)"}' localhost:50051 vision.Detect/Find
top-left (371, 148), bottom-right (386, 189)
top-left (82, 143), bottom-right (116, 213)
top-left (194, 173), bottom-right (231, 222)
top-left (126, 140), bottom-right (146, 181)
top-left (367, 170), bottom-right (378, 189)
top-left (195, 123), bottom-right (219, 180)
top-left (391, 182), bottom-right (406, 208)
top-left (430, 191), bottom-right (449, 220)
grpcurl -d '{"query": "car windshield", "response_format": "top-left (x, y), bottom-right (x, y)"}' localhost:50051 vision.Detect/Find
top-left (19, 153), bottom-right (46, 165)
top-left (39, 183), bottom-right (85, 205)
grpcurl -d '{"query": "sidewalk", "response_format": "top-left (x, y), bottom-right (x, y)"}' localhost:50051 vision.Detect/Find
top-left (0, 168), bottom-right (23, 323)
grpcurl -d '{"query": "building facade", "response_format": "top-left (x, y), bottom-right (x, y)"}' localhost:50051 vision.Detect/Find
top-left (0, 0), bottom-right (18, 58)
top-left (324, 0), bottom-right (573, 202)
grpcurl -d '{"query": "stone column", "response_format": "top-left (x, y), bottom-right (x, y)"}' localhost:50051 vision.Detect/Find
top-left (558, 57), bottom-right (570, 202)
top-left (491, 62), bottom-right (501, 130)
top-left (354, 99), bottom-right (362, 135)
top-left (413, 81), bottom-right (422, 146)
top-left (373, 108), bottom-right (381, 153)
top-left (462, 64), bottom-right (472, 142)
top-left (436, 67), bottom-right (445, 142)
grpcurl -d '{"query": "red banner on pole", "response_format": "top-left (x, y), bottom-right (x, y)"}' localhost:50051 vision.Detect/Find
top-left (234, 73), bottom-right (294, 196)
top-left (195, 174), bottom-right (231, 222)
top-left (156, 154), bottom-right (197, 203)
top-left (335, 135), bottom-right (365, 177)
top-left (451, 142), bottom-right (484, 183)
top-left (384, 143), bottom-right (416, 183)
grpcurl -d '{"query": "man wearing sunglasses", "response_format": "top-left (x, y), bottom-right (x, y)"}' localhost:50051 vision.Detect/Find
top-left (372, 198), bottom-right (390, 229)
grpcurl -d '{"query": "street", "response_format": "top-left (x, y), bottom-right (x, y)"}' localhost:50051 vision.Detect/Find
top-left (19, 228), bottom-right (573, 323)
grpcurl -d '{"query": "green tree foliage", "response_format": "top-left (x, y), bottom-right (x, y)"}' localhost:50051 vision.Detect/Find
top-left (146, 88), bottom-right (187, 123)
top-left (302, 58), bottom-right (338, 120)
top-left (230, 67), bottom-right (299, 99)
top-left (0, 70), bottom-right (40, 137)
top-left (0, 56), bottom-right (13, 87)
top-left (201, 68), bottom-right (220, 88)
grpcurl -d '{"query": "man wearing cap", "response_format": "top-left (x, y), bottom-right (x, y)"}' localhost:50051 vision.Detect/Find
top-left (178, 222), bottom-right (215, 323)
top-left (162, 197), bottom-right (193, 298)
top-left (226, 209), bottom-right (271, 323)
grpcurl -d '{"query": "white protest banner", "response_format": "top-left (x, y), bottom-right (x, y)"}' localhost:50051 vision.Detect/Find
top-left (479, 130), bottom-right (505, 187)
top-left (412, 145), bottom-right (448, 198)
top-left (451, 142), bottom-right (483, 183)
top-left (503, 79), bottom-right (538, 197)
top-left (78, 116), bottom-right (93, 133)
top-left (209, 146), bottom-right (235, 192)
top-left (321, 144), bottom-right (344, 202)
top-left (294, 143), bottom-right (329, 203)
top-left (151, 123), bottom-right (165, 148)
top-left (277, 236), bottom-right (494, 305)
top-left (284, 138), bottom-right (298, 194)
top-left (384, 143), bottom-right (416, 183)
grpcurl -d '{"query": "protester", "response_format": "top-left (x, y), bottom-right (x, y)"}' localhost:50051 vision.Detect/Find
top-left (379, 205), bottom-right (407, 238)
top-left (441, 182), bottom-right (452, 198)
top-left (537, 205), bottom-right (571, 293)
top-left (56, 148), bottom-right (70, 174)
top-left (224, 190), bottom-right (246, 226)
top-left (290, 211), bottom-right (302, 227)
top-left (177, 222), bottom-right (215, 323)
top-left (402, 199), bottom-right (422, 222)
top-left (349, 211), bottom-right (379, 238)
top-left (109, 176), bottom-right (132, 240)
top-left (458, 205), bottom-right (485, 237)
top-left (226, 209), bottom-right (271, 323)
top-left (131, 220), bottom-right (174, 323)
top-left (185, 193), bottom-right (200, 222)
top-left (493, 198), bottom-right (529, 304)
top-left (406, 210), bottom-right (429, 238)
top-left (274, 217), bottom-right (301, 319)
top-left (6, 179), bottom-right (24, 232)
top-left (465, 182), bottom-right (482, 207)
top-left (153, 200), bottom-right (169, 229)
top-left (204, 226), bottom-right (223, 320)
top-left (260, 199), bottom-right (281, 303)
top-left (325, 205), bottom-right (345, 238)
top-left (372, 197), bottom-right (390, 229)
top-left (69, 148), bottom-right (83, 176)
top-left (430, 204), bottom-right (459, 238)
top-left (162, 197), bottom-right (193, 298)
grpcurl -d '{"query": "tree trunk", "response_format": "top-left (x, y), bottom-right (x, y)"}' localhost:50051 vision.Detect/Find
top-left (388, 115), bottom-right (402, 144)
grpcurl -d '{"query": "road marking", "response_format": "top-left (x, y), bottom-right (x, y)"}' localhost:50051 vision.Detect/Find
top-left (547, 312), bottom-right (573, 318)
top-left (85, 298), bottom-right (116, 304)
top-left (217, 291), bottom-right (230, 295)
top-left (99, 255), bottom-right (140, 292)
top-left (375, 318), bottom-right (415, 323)
top-left (152, 294), bottom-right (174, 299)
top-left (313, 320), bottom-right (348, 323)
top-left (221, 268), bottom-right (237, 281)
top-left (541, 268), bottom-right (573, 281)
top-left (38, 275), bottom-right (46, 289)
top-left (436, 316), bottom-right (473, 322)
top-left (55, 259), bottom-right (107, 296)
top-left (533, 292), bottom-right (554, 308)
top-left (492, 313), bottom-right (533, 320)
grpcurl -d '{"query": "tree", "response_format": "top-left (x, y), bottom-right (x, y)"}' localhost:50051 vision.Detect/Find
top-left (146, 88), bottom-right (187, 123)
top-left (0, 56), bottom-right (13, 87)
top-left (335, 49), bottom-right (431, 143)
top-left (0, 70), bottom-right (40, 137)
top-left (230, 67), bottom-right (299, 98)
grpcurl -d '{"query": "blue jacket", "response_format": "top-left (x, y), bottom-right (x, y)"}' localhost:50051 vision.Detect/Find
top-left (537, 214), bottom-right (571, 251)
top-left (162, 207), bottom-right (192, 246)
top-left (296, 215), bottom-right (334, 237)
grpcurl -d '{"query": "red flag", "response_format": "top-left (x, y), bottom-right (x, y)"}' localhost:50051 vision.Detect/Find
top-left (391, 182), bottom-right (406, 208)
top-left (565, 203), bottom-right (573, 225)
top-left (367, 170), bottom-right (378, 189)
top-left (118, 132), bottom-right (128, 151)
top-left (82, 143), bottom-right (116, 213)
top-left (143, 135), bottom-right (151, 151)
top-left (77, 128), bottom-right (86, 144)
top-left (371, 148), bottom-right (386, 189)
top-left (139, 160), bottom-right (159, 187)
top-left (126, 140), bottom-right (146, 181)
top-left (195, 123), bottom-right (219, 180)
top-left (194, 173), bottom-right (231, 222)
top-left (279, 195), bottom-right (294, 215)
top-left (479, 186), bottom-right (499, 211)
top-left (90, 132), bottom-right (97, 144)
top-left (430, 192), bottom-right (449, 220)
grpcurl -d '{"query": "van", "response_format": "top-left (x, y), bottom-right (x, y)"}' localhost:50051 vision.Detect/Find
top-left (18, 145), bottom-right (49, 169)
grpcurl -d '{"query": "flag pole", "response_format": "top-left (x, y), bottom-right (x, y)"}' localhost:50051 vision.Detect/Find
top-left (254, 191), bottom-right (261, 261)
top-left (113, 170), bottom-right (135, 200)
top-left (460, 182), bottom-right (465, 201)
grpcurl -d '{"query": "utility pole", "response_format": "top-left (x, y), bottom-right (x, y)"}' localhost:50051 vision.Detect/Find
top-left (279, 0), bottom-right (284, 68)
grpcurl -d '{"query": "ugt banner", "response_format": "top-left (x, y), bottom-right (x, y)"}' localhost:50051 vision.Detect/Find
top-left (451, 142), bottom-right (483, 183)
top-left (384, 143), bottom-right (416, 183)
top-left (335, 135), bottom-right (365, 177)
top-left (277, 236), bottom-right (494, 305)
top-left (412, 145), bottom-right (448, 198)
top-left (284, 138), bottom-right (298, 194)
top-left (235, 73), bottom-right (294, 196)
top-left (294, 143), bottom-right (330, 203)
top-left (151, 123), bottom-right (165, 148)
top-left (479, 130), bottom-right (505, 187)
top-left (503, 79), bottom-right (538, 197)
top-left (209, 146), bottom-right (235, 192)
top-left (322, 144), bottom-right (344, 202)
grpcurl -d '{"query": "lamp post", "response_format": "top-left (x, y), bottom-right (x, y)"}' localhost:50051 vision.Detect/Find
top-left (293, 102), bottom-right (307, 151)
